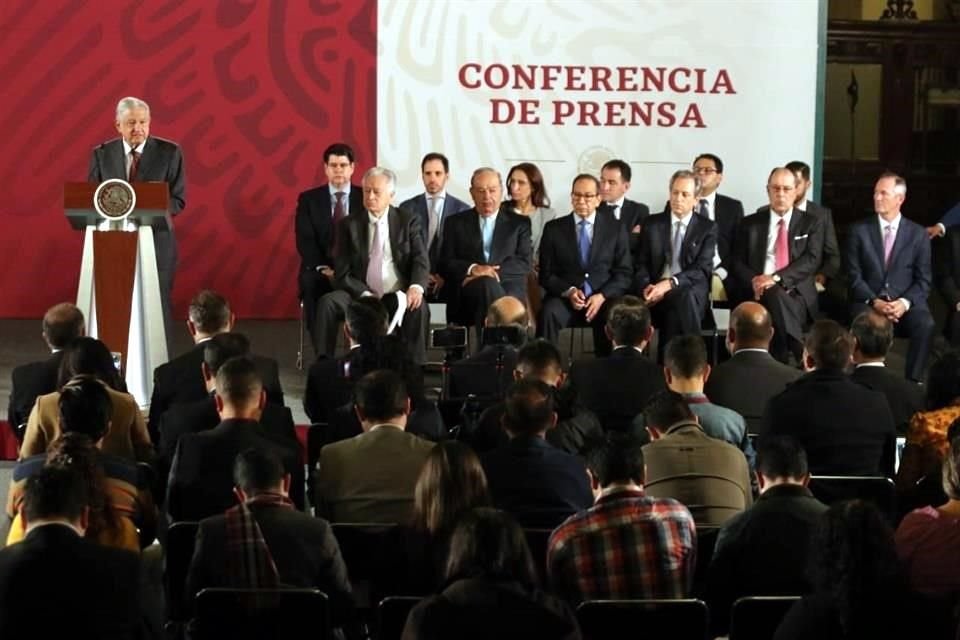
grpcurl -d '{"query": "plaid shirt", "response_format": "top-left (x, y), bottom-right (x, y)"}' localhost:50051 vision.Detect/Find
top-left (547, 486), bottom-right (696, 605)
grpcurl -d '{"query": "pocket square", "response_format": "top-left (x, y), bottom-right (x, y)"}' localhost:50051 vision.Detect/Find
top-left (793, 234), bottom-right (809, 240)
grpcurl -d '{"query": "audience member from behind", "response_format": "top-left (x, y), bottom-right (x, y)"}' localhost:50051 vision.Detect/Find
top-left (7, 377), bottom-right (156, 550)
top-left (480, 379), bottom-right (593, 528)
top-left (764, 319), bottom-right (896, 476)
top-left (642, 390), bottom-right (752, 527)
top-left (704, 301), bottom-right (801, 434)
top-left (7, 302), bottom-right (84, 434)
top-left (707, 436), bottom-right (827, 635)
top-left (0, 467), bottom-right (142, 639)
top-left (381, 441), bottom-right (491, 596)
top-left (166, 356), bottom-right (304, 522)
top-left (850, 310), bottom-right (924, 435)
top-left (548, 434), bottom-right (695, 605)
top-left (774, 500), bottom-right (952, 640)
top-left (20, 337), bottom-right (152, 463)
top-left (897, 350), bottom-right (960, 509)
top-left (402, 508), bottom-right (581, 640)
top-left (449, 296), bottom-right (527, 400)
top-left (316, 370), bottom-right (435, 523)
top-left (186, 448), bottom-right (354, 626)
top-left (470, 339), bottom-right (602, 456)
top-left (896, 419), bottom-right (960, 599)
top-left (568, 296), bottom-right (666, 433)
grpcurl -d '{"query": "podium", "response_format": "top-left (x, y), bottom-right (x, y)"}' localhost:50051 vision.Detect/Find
top-left (64, 182), bottom-right (170, 407)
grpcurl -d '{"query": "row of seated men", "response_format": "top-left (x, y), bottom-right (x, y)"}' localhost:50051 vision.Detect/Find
top-left (2, 366), bottom-right (958, 639)
top-left (294, 142), bottom-right (960, 384)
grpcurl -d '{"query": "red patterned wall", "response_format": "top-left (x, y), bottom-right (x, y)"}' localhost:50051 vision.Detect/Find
top-left (0, 0), bottom-right (377, 318)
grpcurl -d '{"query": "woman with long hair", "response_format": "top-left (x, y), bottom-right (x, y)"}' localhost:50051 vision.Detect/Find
top-left (505, 162), bottom-right (557, 257)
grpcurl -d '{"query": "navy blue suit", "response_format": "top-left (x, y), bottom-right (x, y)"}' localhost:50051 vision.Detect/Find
top-left (845, 214), bottom-right (933, 381)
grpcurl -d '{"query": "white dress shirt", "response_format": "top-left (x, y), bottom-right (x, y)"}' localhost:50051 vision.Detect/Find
top-left (122, 139), bottom-right (147, 178)
top-left (368, 211), bottom-right (400, 295)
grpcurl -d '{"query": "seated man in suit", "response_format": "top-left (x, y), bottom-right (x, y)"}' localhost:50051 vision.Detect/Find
top-left (689, 153), bottom-right (744, 300)
top-left (148, 289), bottom-right (283, 442)
top-left (850, 310), bottom-right (924, 435)
top-left (0, 467), bottom-right (142, 639)
top-left (316, 370), bottom-right (435, 523)
top-left (167, 356), bottom-right (303, 522)
top-left (438, 167), bottom-right (532, 329)
top-left (186, 448), bottom-right (355, 627)
top-left (469, 339), bottom-right (602, 456)
top-left (642, 390), bottom-right (753, 527)
top-left (539, 174), bottom-right (633, 356)
top-left (315, 167), bottom-right (431, 364)
top-left (845, 172), bottom-right (934, 382)
top-left (568, 295), bottom-right (666, 433)
top-left (635, 169), bottom-right (717, 361)
top-left (449, 295), bottom-right (527, 401)
top-left (704, 302), bottom-right (801, 435)
top-left (731, 167), bottom-right (824, 364)
top-left (935, 217), bottom-right (960, 346)
top-left (764, 319), bottom-right (896, 476)
top-left (295, 142), bottom-right (364, 354)
top-left (8, 302), bottom-right (84, 435)
top-left (398, 152), bottom-right (471, 301)
top-left (598, 159), bottom-right (650, 255)
top-left (304, 297), bottom-right (388, 424)
top-left (481, 379), bottom-right (594, 528)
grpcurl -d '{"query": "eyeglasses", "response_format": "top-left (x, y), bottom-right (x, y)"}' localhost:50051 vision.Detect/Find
top-left (572, 192), bottom-right (598, 200)
top-left (768, 185), bottom-right (795, 192)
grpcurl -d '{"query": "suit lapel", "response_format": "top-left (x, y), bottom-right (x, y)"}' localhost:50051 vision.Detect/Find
top-left (681, 214), bottom-right (703, 262)
top-left (135, 137), bottom-right (157, 181)
top-left (787, 210), bottom-right (803, 262)
top-left (109, 140), bottom-right (127, 181)
top-left (752, 212), bottom-right (770, 272)
top-left (868, 220), bottom-right (886, 271)
top-left (886, 220), bottom-right (908, 271)
top-left (388, 207), bottom-right (402, 259)
top-left (489, 213), bottom-right (508, 263)
top-left (355, 214), bottom-right (370, 275)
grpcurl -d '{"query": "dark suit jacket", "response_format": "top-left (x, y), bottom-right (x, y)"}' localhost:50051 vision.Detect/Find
top-left (185, 503), bottom-right (354, 623)
top-left (757, 202), bottom-right (839, 279)
top-left (449, 346), bottom-right (518, 400)
top-left (704, 350), bottom-right (802, 435)
top-left (398, 192), bottom-right (471, 268)
top-left (634, 212), bottom-right (717, 294)
top-left (731, 209), bottom-right (824, 311)
top-left (599, 198), bottom-right (650, 255)
top-left (7, 351), bottom-right (64, 429)
top-left (935, 230), bottom-right (960, 309)
top-left (303, 355), bottom-right (353, 424)
top-left (147, 344), bottom-right (283, 441)
top-left (568, 347), bottom-right (667, 433)
top-left (0, 524), bottom-right (142, 639)
top-left (850, 365), bottom-right (924, 435)
top-left (88, 136), bottom-right (185, 271)
top-left (764, 370), bottom-right (896, 476)
top-left (538, 210), bottom-right (633, 298)
top-left (845, 215), bottom-right (931, 308)
top-left (166, 418), bottom-right (304, 522)
top-left (295, 183), bottom-right (364, 273)
top-left (438, 208), bottom-right (532, 295)
top-left (481, 435), bottom-right (593, 528)
top-left (663, 193), bottom-right (743, 272)
top-left (334, 206), bottom-right (430, 297)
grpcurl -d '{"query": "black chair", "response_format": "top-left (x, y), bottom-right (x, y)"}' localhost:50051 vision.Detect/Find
top-left (193, 588), bottom-right (328, 640)
top-left (808, 475), bottom-right (896, 522)
top-left (331, 522), bottom-right (399, 611)
top-left (576, 599), bottom-right (709, 640)
top-left (377, 596), bottom-right (421, 640)
top-left (523, 528), bottom-right (553, 584)
top-left (692, 526), bottom-right (721, 596)
top-left (163, 521), bottom-right (200, 631)
top-left (729, 596), bottom-right (801, 640)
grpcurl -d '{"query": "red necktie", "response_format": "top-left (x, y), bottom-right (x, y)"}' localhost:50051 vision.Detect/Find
top-left (128, 150), bottom-right (140, 182)
top-left (331, 191), bottom-right (346, 257)
top-left (774, 218), bottom-right (789, 271)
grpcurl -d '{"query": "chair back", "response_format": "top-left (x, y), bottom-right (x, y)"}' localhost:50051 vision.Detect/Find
top-left (693, 526), bottom-right (721, 595)
top-left (576, 599), bottom-right (709, 640)
top-left (377, 596), bottom-right (421, 640)
top-left (164, 520), bottom-right (200, 623)
top-left (729, 596), bottom-right (800, 640)
top-left (523, 528), bottom-right (553, 584)
top-left (808, 475), bottom-right (896, 521)
top-left (193, 588), bottom-right (328, 640)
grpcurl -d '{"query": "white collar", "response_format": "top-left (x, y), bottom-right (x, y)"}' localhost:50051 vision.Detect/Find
top-left (672, 211), bottom-right (693, 226)
top-left (878, 213), bottom-right (902, 229)
top-left (122, 139), bottom-right (146, 155)
top-left (607, 196), bottom-right (626, 208)
top-left (368, 210), bottom-right (389, 224)
top-left (575, 212), bottom-right (597, 225)
top-left (855, 361), bottom-right (886, 368)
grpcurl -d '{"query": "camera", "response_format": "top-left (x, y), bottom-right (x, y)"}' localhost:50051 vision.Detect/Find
top-left (430, 326), bottom-right (467, 349)
top-left (481, 325), bottom-right (526, 348)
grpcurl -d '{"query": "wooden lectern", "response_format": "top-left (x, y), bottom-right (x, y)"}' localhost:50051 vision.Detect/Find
top-left (64, 182), bottom-right (170, 407)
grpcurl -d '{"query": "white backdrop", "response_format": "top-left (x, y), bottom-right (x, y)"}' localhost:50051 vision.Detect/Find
top-left (377, 0), bottom-right (822, 215)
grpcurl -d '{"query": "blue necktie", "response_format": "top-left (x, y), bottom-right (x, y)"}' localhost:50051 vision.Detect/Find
top-left (481, 216), bottom-right (494, 262)
top-left (578, 219), bottom-right (592, 296)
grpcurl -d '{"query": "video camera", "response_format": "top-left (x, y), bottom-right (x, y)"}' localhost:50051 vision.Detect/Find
top-left (430, 326), bottom-right (468, 350)
top-left (480, 325), bottom-right (526, 348)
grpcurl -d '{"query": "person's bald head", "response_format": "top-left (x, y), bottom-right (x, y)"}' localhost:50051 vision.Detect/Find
top-left (485, 296), bottom-right (528, 328)
top-left (42, 303), bottom-right (85, 350)
top-left (728, 302), bottom-right (774, 352)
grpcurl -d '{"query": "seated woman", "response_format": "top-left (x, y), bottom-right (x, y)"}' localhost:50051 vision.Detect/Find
top-left (402, 508), bottom-right (580, 640)
top-left (6, 377), bottom-right (156, 551)
top-left (20, 337), bottom-right (153, 463)
top-left (896, 418), bottom-right (960, 598)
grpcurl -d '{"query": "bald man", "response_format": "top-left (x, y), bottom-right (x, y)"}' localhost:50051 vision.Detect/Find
top-left (730, 168), bottom-right (825, 364)
top-left (449, 296), bottom-right (528, 400)
top-left (438, 168), bottom-right (532, 328)
top-left (704, 302), bottom-right (801, 434)
top-left (8, 304), bottom-right (86, 434)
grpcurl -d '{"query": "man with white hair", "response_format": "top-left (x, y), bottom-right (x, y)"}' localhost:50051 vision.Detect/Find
top-left (314, 167), bottom-right (431, 363)
top-left (88, 96), bottom-right (186, 345)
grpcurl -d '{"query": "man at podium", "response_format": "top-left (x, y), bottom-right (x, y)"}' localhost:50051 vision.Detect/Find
top-left (87, 96), bottom-right (186, 347)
